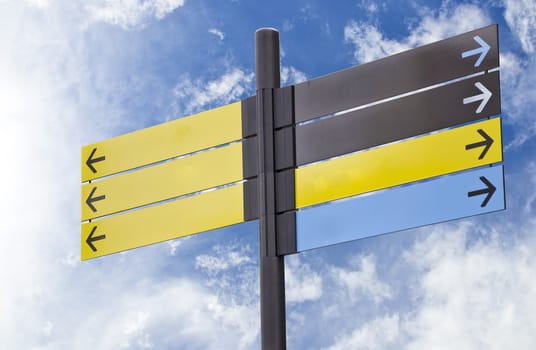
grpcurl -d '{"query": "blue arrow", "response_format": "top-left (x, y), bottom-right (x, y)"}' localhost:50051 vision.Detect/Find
top-left (461, 35), bottom-right (491, 67)
top-left (463, 82), bottom-right (492, 114)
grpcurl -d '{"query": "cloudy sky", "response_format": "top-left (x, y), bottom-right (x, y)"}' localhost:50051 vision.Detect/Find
top-left (1, 0), bottom-right (535, 349)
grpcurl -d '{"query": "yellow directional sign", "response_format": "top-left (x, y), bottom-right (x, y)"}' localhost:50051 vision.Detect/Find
top-left (295, 118), bottom-right (502, 209)
top-left (81, 142), bottom-right (244, 221)
top-left (81, 182), bottom-right (247, 260)
top-left (81, 101), bottom-right (242, 182)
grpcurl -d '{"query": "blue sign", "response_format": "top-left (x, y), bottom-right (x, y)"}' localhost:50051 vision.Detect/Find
top-left (296, 165), bottom-right (505, 252)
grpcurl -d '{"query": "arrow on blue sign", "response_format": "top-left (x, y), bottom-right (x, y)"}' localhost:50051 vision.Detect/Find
top-left (296, 165), bottom-right (505, 252)
top-left (468, 176), bottom-right (496, 207)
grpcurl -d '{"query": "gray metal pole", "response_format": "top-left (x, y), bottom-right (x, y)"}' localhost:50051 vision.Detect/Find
top-left (255, 28), bottom-right (286, 350)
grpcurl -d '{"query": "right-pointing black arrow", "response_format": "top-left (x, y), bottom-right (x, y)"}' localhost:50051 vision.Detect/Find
top-left (465, 129), bottom-right (494, 160)
top-left (86, 147), bottom-right (106, 174)
top-left (86, 187), bottom-right (106, 213)
top-left (468, 176), bottom-right (496, 207)
top-left (86, 226), bottom-right (106, 252)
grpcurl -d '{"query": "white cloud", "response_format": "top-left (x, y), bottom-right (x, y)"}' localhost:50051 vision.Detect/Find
top-left (166, 237), bottom-right (187, 256)
top-left (322, 220), bottom-right (536, 349)
top-left (504, 0), bottom-right (536, 53)
top-left (0, 2), bottom-right (257, 349)
top-left (72, 279), bottom-right (259, 349)
top-left (358, 0), bottom-right (381, 15)
top-left (282, 19), bottom-right (294, 32)
top-left (25, 0), bottom-right (51, 9)
top-left (285, 255), bottom-right (323, 303)
top-left (331, 254), bottom-right (392, 304)
top-left (208, 28), bottom-right (225, 41)
top-left (281, 65), bottom-right (307, 85)
top-left (402, 223), bottom-right (536, 350)
top-left (323, 314), bottom-right (400, 350)
top-left (345, 4), bottom-right (490, 63)
top-left (196, 244), bottom-right (254, 274)
top-left (524, 162), bottom-right (536, 214)
top-left (344, 22), bottom-right (409, 63)
top-left (173, 68), bottom-right (254, 115)
top-left (500, 51), bottom-right (536, 149)
top-left (0, 3), bottom-right (91, 346)
top-left (499, 0), bottom-right (536, 149)
top-left (195, 243), bottom-right (259, 307)
top-left (42, 321), bottom-right (54, 337)
top-left (174, 68), bottom-right (254, 115)
top-left (85, 0), bottom-right (186, 29)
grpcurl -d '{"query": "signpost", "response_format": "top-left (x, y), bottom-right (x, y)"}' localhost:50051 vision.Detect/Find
top-left (81, 24), bottom-right (504, 350)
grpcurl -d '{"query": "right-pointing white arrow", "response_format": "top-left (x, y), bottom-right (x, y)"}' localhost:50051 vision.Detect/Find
top-left (461, 35), bottom-right (491, 67)
top-left (463, 82), bottom-right (492, 114)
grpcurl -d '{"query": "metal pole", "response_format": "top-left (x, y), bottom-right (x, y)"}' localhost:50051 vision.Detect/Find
top-left (255, 28), bottom-right (286, 350)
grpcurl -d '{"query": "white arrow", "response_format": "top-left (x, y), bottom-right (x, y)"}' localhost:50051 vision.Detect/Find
top-left (463, 82), bottom-right (492, 114)
top-left (461, 35), bottom-right (490, 67)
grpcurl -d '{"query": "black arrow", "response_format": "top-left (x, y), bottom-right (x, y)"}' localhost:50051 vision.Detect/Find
top-left (86, 187), bottom-right (106, 213)
top-left (465, 129), bottom-right (494, 160)
top-left (86, 148), bottom-right (106, 174)
top-left (86, 226), bottom-right (106, 252)
top-left (468, 176), bottom-right (496, 207)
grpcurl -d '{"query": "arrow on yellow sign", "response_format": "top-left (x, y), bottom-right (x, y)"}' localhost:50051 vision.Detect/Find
top-left (86, 226), bottom-right (106, 252)
top-left (85, 148), bottom-right (106, 174)
top-left (85, 187), bottom-right (106, 213)
top-left (465, 128), bottom-right (493, 160)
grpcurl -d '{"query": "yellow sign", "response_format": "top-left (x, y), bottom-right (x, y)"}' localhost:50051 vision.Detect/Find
top-left (295, 118), bottom-right (502, 209)
top-left (81, 142), bottom-right (243, 221)
top-left (81, 102), bottom-right (242, 182)
top-left (81, 182), bottom-right (246, 260)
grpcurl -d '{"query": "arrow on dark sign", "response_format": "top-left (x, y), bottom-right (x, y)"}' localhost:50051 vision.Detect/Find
top-left (468, 176), bottom-right (496, 207)
top-left (86, 187), bottom-right (106, 213)
top-left (463, 82), bottom-right (492, 114)
top-left (86, 226), bottom-right (106, 252)
top-left (86, 148), bottom-right (106, 174)
top-left (461, 35), bottom-right (491, 67)
top-left (465, 129), bottom-right (494, 160)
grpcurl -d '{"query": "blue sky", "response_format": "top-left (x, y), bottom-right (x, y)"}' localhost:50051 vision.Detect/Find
top-left (1, 0), bottom-right (535, 349)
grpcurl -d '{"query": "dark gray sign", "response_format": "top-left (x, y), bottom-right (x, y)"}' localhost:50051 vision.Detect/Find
top-left (296, 71), bottom-right (500, 166)
top-left (294, 24), bottom-right (498, 123)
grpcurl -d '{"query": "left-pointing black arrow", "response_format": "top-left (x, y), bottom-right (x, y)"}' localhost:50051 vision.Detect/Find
top-left (465, 129), bottom-right (494, 160)
top-left (86, 226), bottom-right (106, 252)
top-left (468, 176), bottom-right (496, 207)
top-left (86, 147), bottom-right (106, 174)
top-left (86, 187), bottom-right (106, 213)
